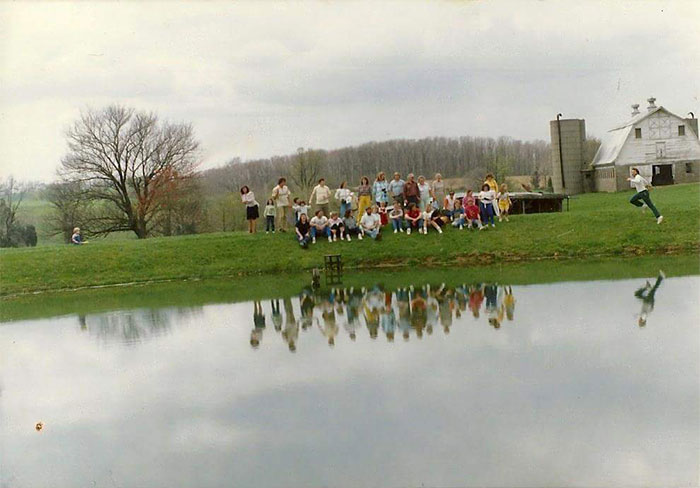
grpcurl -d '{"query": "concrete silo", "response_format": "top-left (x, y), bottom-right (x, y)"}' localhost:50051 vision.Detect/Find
top-left (549, 117), bottom-right (586, 195)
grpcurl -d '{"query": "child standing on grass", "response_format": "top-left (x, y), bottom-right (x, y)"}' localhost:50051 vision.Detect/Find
top-left (404, 203), bottom-right (423, 235)
top-left (343, 210), bottom-right (363, 241)
top-left (293, 199), bottom-right (310, 224)
top-left (328, 212), bottom-right (345, 241)
top-left (264, 199), bottom-right (276, 233)
top-left (378, 201), bottom-right (389, 226)
top-left (627, 167), bottom-right (663, 224)
top-left (497, 184), bottom-right (512, 222)
top-left (389, 202), bottom-right (404, 233)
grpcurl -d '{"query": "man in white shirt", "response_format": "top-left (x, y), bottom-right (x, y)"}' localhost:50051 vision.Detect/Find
top-left (627, 167), bottom-right (663, 224)
top-left (309, 178), bottom-right (332, 217)
top-left (309, 210), bottom-right (332, 243)
top-left (360, 206), bottom-right (382, 240)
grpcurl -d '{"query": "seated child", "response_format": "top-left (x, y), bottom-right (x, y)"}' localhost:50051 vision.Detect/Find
top-left (389, 203), bottom-right (404, 233)
top-left (404, 203), bottom-right (424, 235)
top-left (451, 199), bottom-right (466, 229)
top-left (310, 210), bottom-right (331, 243)
top-left (343, 210), bottom-right (363, 241)
top-left (328, 212), bottom-right (345, 241)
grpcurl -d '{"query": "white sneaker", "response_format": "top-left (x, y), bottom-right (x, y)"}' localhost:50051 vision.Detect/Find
top-left (358, 234), bottom-right (363, 240)
top-left (394, 229), bottom-right (398, 234)
top-left (266, 231), bottom-right (269, 234)
top-left (407, 228), bottom-right (411, 235)
top-left (312, 237), bottom-right (316, 244)
top-left (657, 215), bottom-right (664, 224)
top-left (498, 217), bottom-right (502, 222)
top-left (459, 225), bottom-right (463, 230)
top-left (479, 226), bottom-right (485, 231)
top-left (333, 236), bottom-right (337, 241)
top-left (438, 229), bottom-right (443, 234)
top-left (400, 228), bottom-right (404, 233)
top-left (328, 236), bottom-right (333, 243)
top-left (347, 235), bottom-right (351, 242)
top-left (491, 224), bottom-right (495, 228)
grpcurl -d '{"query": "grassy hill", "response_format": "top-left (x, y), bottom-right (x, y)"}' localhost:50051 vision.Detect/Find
top-left (1, 183), bottom-right (698, 296)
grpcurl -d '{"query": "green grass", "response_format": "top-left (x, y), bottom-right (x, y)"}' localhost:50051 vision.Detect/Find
top-left (1, 183), bottom-right (699, 296)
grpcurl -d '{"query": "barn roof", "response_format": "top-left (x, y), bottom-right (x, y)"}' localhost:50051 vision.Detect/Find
top-left (591, 106), bottom-right (669, 167)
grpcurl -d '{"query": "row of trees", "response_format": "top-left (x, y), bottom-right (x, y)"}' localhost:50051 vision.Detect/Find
top-left (16, 104), bottom-right (596, 242)
top-left (0, 177), bottom-right (37, 247)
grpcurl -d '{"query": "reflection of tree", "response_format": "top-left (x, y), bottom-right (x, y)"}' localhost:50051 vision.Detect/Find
top-left (248, 282), bottom-right (519, 351)
top-left (80, 307), bottom-right (201, 344)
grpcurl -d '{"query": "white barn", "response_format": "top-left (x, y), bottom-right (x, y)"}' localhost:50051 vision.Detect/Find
top-left (590, 98), bottom-right (700, 192)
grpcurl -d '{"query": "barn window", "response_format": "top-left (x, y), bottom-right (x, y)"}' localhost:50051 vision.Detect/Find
top-left (687, 163), bottom-right (694, 174)
top-left (635, 128), bottom-right (642, 139)
top-left (678, 125), bottom-right (685, 136)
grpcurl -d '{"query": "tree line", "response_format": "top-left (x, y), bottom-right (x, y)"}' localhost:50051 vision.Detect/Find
top-left (5, 104), bottom-right (603, 244)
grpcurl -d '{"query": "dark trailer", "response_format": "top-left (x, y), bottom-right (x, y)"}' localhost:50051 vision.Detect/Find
top-left (454, 191), bottom-right (570, 214)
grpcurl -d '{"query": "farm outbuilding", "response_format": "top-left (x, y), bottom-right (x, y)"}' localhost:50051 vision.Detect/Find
top-left (550, 98), bottom-right (700, 194)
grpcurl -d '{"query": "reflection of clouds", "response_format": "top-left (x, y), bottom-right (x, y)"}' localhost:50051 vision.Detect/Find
top-left (0, 277), bottom-right (698, 487)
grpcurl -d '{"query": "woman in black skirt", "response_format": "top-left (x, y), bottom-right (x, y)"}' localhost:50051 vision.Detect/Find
top-left (240, 185), bottom-right (259, 233)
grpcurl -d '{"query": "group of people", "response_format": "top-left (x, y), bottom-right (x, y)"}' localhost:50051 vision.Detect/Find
top-left (241, 172), bottom-right (514, 247)
top-left (249, 282), bottom-right (517, 351)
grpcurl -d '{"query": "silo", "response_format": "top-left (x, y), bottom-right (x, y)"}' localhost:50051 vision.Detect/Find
top-left (549, 118), bottom-right (586, 195)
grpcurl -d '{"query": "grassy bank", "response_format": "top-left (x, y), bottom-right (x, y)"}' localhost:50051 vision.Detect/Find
top-left (2, 254), bottom-right (697, 323)
top-left (1, 183), bottom-right (698, 296)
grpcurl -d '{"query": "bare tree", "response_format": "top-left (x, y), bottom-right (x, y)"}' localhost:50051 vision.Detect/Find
top-left (290, 147), bottom-right (325, 194)
top-left (60, 105), bottom-right (200, 238)
top-left (44, 180), bottom-right (95, 243)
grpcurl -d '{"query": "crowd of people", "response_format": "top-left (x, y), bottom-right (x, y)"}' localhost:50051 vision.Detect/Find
top-left (241, 172), bottom-right (514, 246)
top-left (249, 282), bottom-right (517, 351)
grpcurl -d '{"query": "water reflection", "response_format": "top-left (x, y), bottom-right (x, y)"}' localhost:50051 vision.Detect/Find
top-left (635, 271), bottom-right (665, 327)
top-left (248, 282), bottom-right (521, 351)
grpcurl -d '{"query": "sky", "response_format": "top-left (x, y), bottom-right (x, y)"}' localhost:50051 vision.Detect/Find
top-left (1, 1), bottom-right (699, 182)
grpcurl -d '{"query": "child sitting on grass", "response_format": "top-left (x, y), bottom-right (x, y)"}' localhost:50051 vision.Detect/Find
top-left (451, 199), bottom-right (465, 229)
top-left (343, 210), bottom-right (363, 241)
top-left (497, 184), bottom-right (512, 222)
top-left (264, 199), bottom-right (276, 233)
top-left (389, 202), bottom-right (404, 233)
top-left (404, 203), bottom-right (423, 235)
top-left (310, 210), bottom-right (331, 243)
top-left (328, 212), bottom-right (345, 241)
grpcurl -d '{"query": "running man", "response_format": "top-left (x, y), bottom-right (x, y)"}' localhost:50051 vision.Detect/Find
top-left (627, 167), bottom-right (663, 224)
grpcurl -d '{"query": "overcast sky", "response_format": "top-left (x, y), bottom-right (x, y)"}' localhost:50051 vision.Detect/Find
top-left (1, 1), bottom-right (699, 182)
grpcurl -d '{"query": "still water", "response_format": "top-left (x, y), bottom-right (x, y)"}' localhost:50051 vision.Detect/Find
top-left (1, 272), bottom-right (698, 487)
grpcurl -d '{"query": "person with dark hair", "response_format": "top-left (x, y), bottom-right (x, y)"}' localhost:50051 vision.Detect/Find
top-left (309, 178), bottom-right (331, 217)
top-left (272, 177), bottom-right (292, 232)
top-left (478, 183), bottom-right (496, 227)
top-left (240, 185), bottom-right (259, 233)
top-left (335, 181), bottom-right (352, 218)
top-left (627, 167), bottom-right (663, 224)
top-left (356, 176), bottom-right (372, 222)
top-left (310, 209), bottom-right (331, 243)
top-left (343, 209), bottom-right (363, 241)
top-left (360, 205), bottom-right (382, 240)
top-left (295, 213), bottom-right (311, 248)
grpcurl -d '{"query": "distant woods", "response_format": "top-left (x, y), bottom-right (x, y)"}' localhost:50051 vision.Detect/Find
top-left (34, 105), bottom-right (599, 240)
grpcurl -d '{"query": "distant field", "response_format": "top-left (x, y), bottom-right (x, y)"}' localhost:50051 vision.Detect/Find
top-left (1, 183), bottom-right (698, 296)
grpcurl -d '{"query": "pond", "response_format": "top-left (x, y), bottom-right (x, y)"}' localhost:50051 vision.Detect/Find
top-left (1, 258), bottom-right (699, 487)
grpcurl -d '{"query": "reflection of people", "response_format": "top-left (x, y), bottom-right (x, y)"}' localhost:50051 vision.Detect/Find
top-left (271, 299), bottom-right (282, 331)
top-left (484, 284), bottom-right (500, 328)
top-left (250, 301), bottom-right (265, 348)
top-left (635, 271), bottom-right (665, 327)
top-left (503, 286), bottom-right (516, 321)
